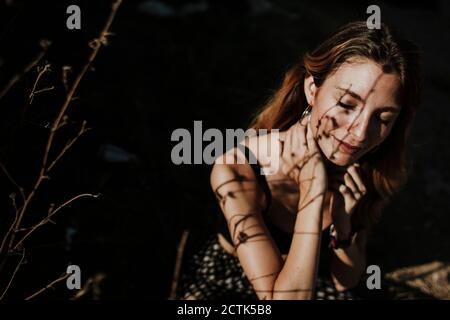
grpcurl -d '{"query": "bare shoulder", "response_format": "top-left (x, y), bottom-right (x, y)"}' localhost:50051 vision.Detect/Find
top-left (210, 146), bottom-right (253, 191)
top-left (210, 142), bottom-right (266, 209)
top-left (210, 132), bottom-right (265, 178)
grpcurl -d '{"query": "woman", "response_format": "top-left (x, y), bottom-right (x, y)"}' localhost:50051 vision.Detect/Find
top-left (176, 21), bottom-right (421, 300)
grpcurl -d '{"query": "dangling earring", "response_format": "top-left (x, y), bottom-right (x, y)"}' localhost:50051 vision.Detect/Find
top-left (301, 104), bottom-right (312, 119)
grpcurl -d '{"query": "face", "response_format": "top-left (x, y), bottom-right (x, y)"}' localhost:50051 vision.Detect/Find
top-left (305, 58), bottom-right (402, 166)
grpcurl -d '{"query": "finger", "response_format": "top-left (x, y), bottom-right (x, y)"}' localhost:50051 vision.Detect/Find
top-left (338, 184), bottom-right (355, 201)
top-left (347, 164), bottom-right (367, 195)
top-left (328, 181), bottom-right (350, 202)
top-left (338, 184), bottom-right (359, 216)
top-left (291, 122), bottom-right (307, 154)
top-left (343, 172), bottom-right (360, 200)
top-left (328, 177), bottom-right (351, 196)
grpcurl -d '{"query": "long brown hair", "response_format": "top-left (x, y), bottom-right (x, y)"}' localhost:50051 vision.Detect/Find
top-left (250, 21), bottom-right (422, 230)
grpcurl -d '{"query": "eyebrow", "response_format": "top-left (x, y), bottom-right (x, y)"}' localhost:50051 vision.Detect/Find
top-left (336, 86), bottom-right (366, 102)
top-left (336, 86), bottom-right (400, 113)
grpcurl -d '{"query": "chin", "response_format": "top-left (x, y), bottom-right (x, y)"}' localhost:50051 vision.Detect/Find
top-left (326, 154), bottom-right (351, 167)
top-left (320, 142), bottom-right (359, 167)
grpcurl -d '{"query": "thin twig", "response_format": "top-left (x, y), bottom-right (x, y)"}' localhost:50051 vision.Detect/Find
top-left (0, 163), bottom-right (25, 254)
top-left (32, 86), bottom-right (55, 96)
top-left (13, 193), bottom-right (99, 250)
top-left (0, 249), bottom-right (25, 300)
top-left (0, 162), bottom-right (25, 202)
top-left (28, 63), bottom-right (51, 105)
top-left (169, 230), bottom-right (190, 299)
top-left (7, 174), bottom-right (46, 251)
top-left (0, 39), bottom-right (51, 101)
top-left (47, 121), bottom-right (91, 172)
top-left (41, 0), bottom-right (123, 175)
top-left (25, 272), bottom-right (69, 300)
top-left (8, 0), bottom-right (123, 252)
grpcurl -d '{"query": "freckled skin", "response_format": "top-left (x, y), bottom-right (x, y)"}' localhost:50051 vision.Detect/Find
top-left (306, 59), bottom-right (402, 166)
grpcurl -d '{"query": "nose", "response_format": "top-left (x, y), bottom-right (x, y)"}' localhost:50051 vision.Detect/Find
top-left (348, 111), bottom-right (371, 144)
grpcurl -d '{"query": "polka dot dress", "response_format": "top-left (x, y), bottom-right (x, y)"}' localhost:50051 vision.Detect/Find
top-left (176, 235), bottom-right (257, 300)
top-left (176, 235), bottom-right (358, 300)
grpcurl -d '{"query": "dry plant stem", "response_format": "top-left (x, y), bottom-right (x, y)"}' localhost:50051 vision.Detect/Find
top-left (0, 249), bottom-right (25, 300)
top-left (25, 272), bottom-right (69, 300)
top-left (0, 163), bottom-right (25, 202)
top-left (0, 163), bottom-right (25, 254)
top-left (13, 193), bottom-right (99, 251)
top-left (28, 64), bottom-right (52, 104)
top-left (47, 121), bottom-right (91, 172)
top-left (169, 230), bottom-right (190, 299)
top-left (6, 0), bottom-right (123, 251)
top-left (0, 40), bottom-right (51, 101)
top-left (40, 0), bottom-right (123, 187)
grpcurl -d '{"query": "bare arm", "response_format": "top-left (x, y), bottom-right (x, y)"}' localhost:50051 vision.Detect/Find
top-left (330, 229), bottom-right (368, 291)
top-left (211, 160), bottom-right (325, 300)
top-left (211, 117), bottom-right (327, 300)
top-left (327, 162), bottom-right (370, 291)
top-left (272, 187), bottom-right (325, 299)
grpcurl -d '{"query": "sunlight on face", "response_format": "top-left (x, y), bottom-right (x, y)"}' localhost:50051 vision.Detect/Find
top-left (310, 58), bottom-right (402, 166)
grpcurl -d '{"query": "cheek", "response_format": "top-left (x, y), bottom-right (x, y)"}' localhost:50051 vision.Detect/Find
top-left (313, 111), bottom-right (346, 137)
top-left (312, 113), bottom-right (339, 152)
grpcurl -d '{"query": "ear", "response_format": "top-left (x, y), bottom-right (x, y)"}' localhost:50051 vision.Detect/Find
top-left (304, 75), bottom-right (317, 106)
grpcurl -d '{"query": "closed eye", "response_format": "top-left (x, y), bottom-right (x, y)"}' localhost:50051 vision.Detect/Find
top-left (337, 101), bottom-right (356, 110)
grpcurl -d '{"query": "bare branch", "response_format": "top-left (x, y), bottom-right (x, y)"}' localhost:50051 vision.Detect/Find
top-left (28, 63), bottom-right (52, 105)
top-left (7, 0), bottom-right (123, 253)
top-left (0, 39), bottom-right (51, 101)
top-left (24, 272), bottom-right (69, 300)
top-left (13, 193), bottom-right (99, 250)
top-left (47, 120), bottom-right (91, 172)
top-left (0, 249), bottom-right (25, 300)
top-left (0, 162), bottom-right (25, 202)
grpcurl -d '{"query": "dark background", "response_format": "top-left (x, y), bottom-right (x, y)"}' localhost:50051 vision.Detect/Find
top-left (0, 0), bottom-right (449, 299)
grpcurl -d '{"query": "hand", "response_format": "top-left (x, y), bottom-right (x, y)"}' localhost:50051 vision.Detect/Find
top-left (328, 163), bottom-right (367, 238)
top-left (280, 115), bottom-right (328, 206)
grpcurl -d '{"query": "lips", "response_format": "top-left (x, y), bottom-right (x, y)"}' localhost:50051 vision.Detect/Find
top-left (333, 136), bottom-right (362, 154)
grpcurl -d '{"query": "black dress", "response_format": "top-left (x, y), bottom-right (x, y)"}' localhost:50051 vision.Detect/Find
top-left (176, 146), bottom-right (357, 300)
